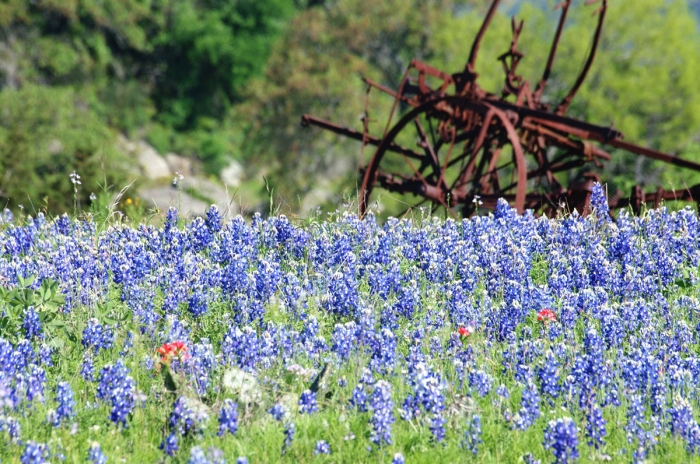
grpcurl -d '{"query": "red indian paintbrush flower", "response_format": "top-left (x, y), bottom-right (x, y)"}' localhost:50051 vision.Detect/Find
top-left (537, 309), bottom-right (557, 324)
top-left (458, 326), bottom-right (474, 338)
top-left (157, 341), bottom-right (188, 363)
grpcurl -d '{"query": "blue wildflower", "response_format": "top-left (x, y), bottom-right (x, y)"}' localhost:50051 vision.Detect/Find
top-left (586, 404), bottom-right (607, 450)
top-left (299, 389), bottom-right (318, 414)
top-left (23, 307), bottom-right (42, 339)
top-left (48, 381), bottom-right (75, 427)
top-left (88, 442), bottom-right (107, 464)
top-left (369, 380), bottom-right (394, 447)
top-left (543, 417), bottom-right (579, 464)
top-left (21, 440), bottom-right (50, 464)
top-left (464, 414), bottom-right (483, 456)
top-left (218, 399), bottom-right (239, 436)
top-left (314, 440), bottom-right (331, 455)
top-left (283, 421), bottom-right (295, 452)
top-left (96, 359), bottom-right (135, 427)
top-left (268, 402), bottom-right (285, 421)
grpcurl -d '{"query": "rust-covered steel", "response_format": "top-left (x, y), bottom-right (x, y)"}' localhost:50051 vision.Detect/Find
top-left (301, 0), bottom-right (700, 217)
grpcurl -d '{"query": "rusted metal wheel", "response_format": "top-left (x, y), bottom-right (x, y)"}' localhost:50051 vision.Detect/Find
top-left (358, 96), bottom-right (527, 217)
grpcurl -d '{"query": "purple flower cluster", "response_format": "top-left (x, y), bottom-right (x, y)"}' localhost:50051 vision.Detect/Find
top-left (82, 318), bottom-right (114, 353)
top-left (543, 417), bottom-right (579, 464)
top-left (5, 184), bottom-right (700, 460)
top-left (369, 380), bottom-right (394, 447)
top-left (96, 359), bottom-right (135, 427)
top-left (47, 380), bottom-right (75, 427)
top-left (298, 389), bottom-right (318, 414)
top-left (217, 398), bottom-right (238, 436)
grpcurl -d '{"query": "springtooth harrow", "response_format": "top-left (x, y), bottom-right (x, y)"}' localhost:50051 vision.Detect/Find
top-left (301, 0), bottom-right (700, 217)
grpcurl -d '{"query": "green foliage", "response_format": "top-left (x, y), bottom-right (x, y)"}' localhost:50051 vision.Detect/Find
top-left (0, 275), bottom-right (73, 348)
top-left (151, 0), bottom-right (296, 129)
top-left (0, 0), bottom-right (296, 180)
top-left (0, 85), bottom-right (128, 215)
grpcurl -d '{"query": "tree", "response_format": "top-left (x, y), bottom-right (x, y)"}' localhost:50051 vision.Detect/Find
top-left (0, 85), bottom-right (128, 215)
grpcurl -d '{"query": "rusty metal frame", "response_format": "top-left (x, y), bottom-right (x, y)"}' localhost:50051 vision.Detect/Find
top-left (301, 0), bottom-right (700, 217)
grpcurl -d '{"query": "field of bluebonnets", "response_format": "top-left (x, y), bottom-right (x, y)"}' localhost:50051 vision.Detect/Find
top-left (3, 182), bottom-right (700, 463)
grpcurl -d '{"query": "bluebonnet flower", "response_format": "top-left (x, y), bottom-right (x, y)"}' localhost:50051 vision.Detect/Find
top-left (430, 413), bottom-right (447, 443)
top-left (21, 441), bottom-right (50, 464)
top-left (0, 415), bottom-right (22, 443)
top-left (625, 394), bottom-right (647, 445)
top-left (537, 351), bottom-right (560, 403)
top-left (268, 402), bottom-right (285, 421)
top-left (96, 359), bottom-right (135, 427)
top-left (23, 307), bottom-right (42, 339)
top-left (188, 446), bottom-right (209, 464)
top-left (38, 343), bottom-right (52, 366)
top-left (188, 446), bottom-right (226, 464)
top-left (331, 322), bottom-right (357, 361)
top-left (370, 328), bottom-right (397, 374)
top-left (283, 421), bottom-right (295, 452)
top-left (369, 380), bottom-right (394, 446)
top-left (171, 396), bottom-right (209, 437)
top-left (522, 453), bottom-right (541, 464)
top-left (218, 399), bottom-right (239, 436)
top-left (48, 381), bottom-right (75, 427)
top-left (221, 326), bottom-right (260, 372)
top-left (468, 369), bottom-right (493, 397)
top-left (160, 433), bottom-right (179, 457)
top-left (668, 394), bottom-right (695, 440)
top-left (350, 369), bottom-right (375, 412)
top-left (464, 414), bottom-right (483, 456)
top-left (81, 353), bottom-right (95, 382)
top-left (88, 442), bottom-right (107, 464)
top-left (236, 458), bottom-right (248, 464)
top-left (391, 453), bottom-right (405, 464)
top-left (322, 268), bottom-right (358, 318)
top-left (25, 364), bottom-right (47, 403)
top-left (513, 380), bottom-right (540, 430)
top-left (496, 384), bottom-right (510, 398)
top-left (187, 286), bottom-right (209, 317)
top-left (299, 389), bottom-right (318, 414)
top-left (589, 182), bottom-right (610, 222)
top-left (82, 318), bottom-right (114, 353)
top-left (314, 440), bottom-right (331, 455)
top-left (585, 404), bottom-right (606, 449)
top-left (543, 417), bottom-right (579, 464)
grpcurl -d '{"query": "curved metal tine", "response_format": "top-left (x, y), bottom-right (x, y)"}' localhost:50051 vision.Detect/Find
top-left (533, 1), bottom-right (571, 103)
top-left (451, 110), bottom-right (496, 194)
top-left (465, 0), bottom-right (502, 75)
top-left (437, 127), bottom-right (458, 194)
top-left (413, 119), bottom-right (442, 178)
top-left (382, 64), bottom-right (413, 138)
top-left (555, 0), bottom-right (607, 115)
top-left (487, 105), bottom-right (527, 212)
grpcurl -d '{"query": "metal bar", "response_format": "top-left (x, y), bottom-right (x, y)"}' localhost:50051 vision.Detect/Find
top-left (465, 0), bottom-right (502, 75)
top-left (555, 0), bottom-right (607, 115)
top-left (300, 114), bottom-right (425, 161)
top-left (534, 1), bottom-right (571, 101)
top-left (606, 139), bottom-right (700, 172)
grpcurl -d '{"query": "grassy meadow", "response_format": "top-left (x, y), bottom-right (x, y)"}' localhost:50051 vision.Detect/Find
top-left (2, 184), bottom-right (700, 463)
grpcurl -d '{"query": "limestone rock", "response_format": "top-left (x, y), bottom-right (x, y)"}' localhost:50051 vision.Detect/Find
top-left (220, 160), bottom-right (244, 188)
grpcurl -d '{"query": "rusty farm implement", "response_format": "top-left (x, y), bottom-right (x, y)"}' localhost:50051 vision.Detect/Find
top-left (301, 0), bottom-right (700, 217)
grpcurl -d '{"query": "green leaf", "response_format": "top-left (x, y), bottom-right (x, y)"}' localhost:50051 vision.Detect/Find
top-left (47, 338), bottom-right (65, 349)
top-left (63, 328), bottom-right (78, 343)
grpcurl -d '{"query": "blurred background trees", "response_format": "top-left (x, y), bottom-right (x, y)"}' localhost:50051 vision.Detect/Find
top-left (1, 0), bottom-right (699, 216)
